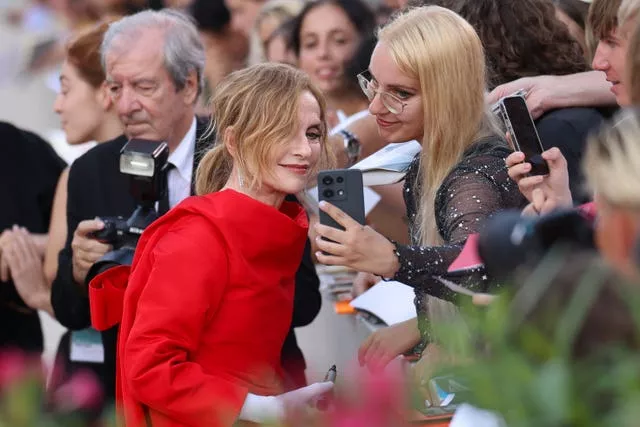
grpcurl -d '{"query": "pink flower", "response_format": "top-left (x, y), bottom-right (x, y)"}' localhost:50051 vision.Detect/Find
top-left (53, 370), bottom-right (103, 411)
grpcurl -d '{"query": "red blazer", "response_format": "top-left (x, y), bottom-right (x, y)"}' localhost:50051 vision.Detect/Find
top-left (89, 189), bottom-right (308, 427)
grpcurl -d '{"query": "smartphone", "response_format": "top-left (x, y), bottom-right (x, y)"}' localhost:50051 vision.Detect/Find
top-left (317, 169), bottom-right (365, 230)
top-left (499, 95), bottom-right (549, 176)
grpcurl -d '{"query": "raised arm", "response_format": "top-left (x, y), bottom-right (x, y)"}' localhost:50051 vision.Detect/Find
top-left (488, 71), bottom-right (616, 119)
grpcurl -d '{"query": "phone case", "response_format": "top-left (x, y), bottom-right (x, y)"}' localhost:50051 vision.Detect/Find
top-left (317, 169), bottom-right (365, 230)
top-left (498, 95), bottom-right (549, 176)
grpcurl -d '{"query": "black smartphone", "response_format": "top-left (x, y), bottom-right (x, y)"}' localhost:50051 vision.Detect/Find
top-left (499, 95), bottom-right (549, 176)
top-left (317, 169), bottom-right (365, 230)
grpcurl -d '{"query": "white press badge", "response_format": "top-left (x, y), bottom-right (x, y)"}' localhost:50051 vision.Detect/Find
top-left (70, 328), bottom-right (105, 363)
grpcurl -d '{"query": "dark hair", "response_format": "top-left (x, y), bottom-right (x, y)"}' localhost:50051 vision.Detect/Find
top-left (447, 0), bottom-right (587, 89)
top-left (189, 0), bottom-right (231, 35)
top-left (343, 35), bottom-right (377, 96)
top-left (553, 0), bottom-right (590, 31)
top-left (289, 0), bottom-right (376, 56)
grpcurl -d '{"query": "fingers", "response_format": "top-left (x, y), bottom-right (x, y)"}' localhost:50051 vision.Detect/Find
top-left (531, 188), bottom-right (546, 214)
top-left (358, 333), bottom-right (379, 367)
top-left (505, 151), bottom-right (525, 168)
top-left (75, 219), bottom-right (105, 237)
top-left (318, 201), bottom-right (360, 230)
top-left (472, 293), bottom-right (495, 306)
top-left (314, 236), bottom-right (346, 257)
top-left (541, 147), bottom-right (567, 169)
top-left (314, 223), bottom-right (345, 245)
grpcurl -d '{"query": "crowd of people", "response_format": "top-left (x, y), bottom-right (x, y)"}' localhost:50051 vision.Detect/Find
top-left (2, 0), bottom-right (640, 424)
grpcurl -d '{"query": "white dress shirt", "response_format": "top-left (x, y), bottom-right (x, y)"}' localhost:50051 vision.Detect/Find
top-left (167, 117), bottom-right (196, 208)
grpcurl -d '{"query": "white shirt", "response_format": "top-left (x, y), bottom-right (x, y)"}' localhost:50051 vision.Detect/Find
top-left (167, 118), bottom-right (196, 208)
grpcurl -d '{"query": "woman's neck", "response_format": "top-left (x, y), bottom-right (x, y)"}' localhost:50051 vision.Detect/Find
top-left (92, 112), bottom-right (125, 144)
top-left (325, 92), bottom-right (369, 118)
top-left (222, 172), bottom-right (286, 210)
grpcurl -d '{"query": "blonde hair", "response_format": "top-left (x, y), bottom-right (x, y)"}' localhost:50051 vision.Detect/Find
top-left (195, 63), bottom-right (331, 194)
top-left (379, 7), bottom-right (496, 245)
top-left (247, 0), bottom-right (303, 65)
top-left (618, 0), bottom-right (640, 29)
top-left (583, 108), bottom-right (640, 209)
top-left (378, 6), bottom-right (497, 336)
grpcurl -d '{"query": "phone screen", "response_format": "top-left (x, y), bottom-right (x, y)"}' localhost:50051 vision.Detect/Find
top-left (502, 96), bottom-right (549, 175)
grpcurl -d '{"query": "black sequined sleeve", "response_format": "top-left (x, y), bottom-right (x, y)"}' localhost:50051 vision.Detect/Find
top-left (393, 150), bottom-right (524, 302)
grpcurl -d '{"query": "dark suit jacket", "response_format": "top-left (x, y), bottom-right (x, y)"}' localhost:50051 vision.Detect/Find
top-left (0, 122), bottom-right (65, 353)
top-left (51, 117), bottom-right (321, 398)
top-left (535, 107), bottom-right (605, 204)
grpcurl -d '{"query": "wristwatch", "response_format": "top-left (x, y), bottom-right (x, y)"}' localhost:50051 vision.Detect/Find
top-left (339, 129), bottom-right (361, 167)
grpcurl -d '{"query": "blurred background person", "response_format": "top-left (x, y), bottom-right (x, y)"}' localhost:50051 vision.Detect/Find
top-left (290, 0), bottom-right (376, 128)
top-left (0, 122), bottom-right (65, 357)
top-left (582, 108), bottom-right (640, 279)
top-left (190, 0), bottom-right (248, 101)
top-left (247, 0), bottom-right (302, 65)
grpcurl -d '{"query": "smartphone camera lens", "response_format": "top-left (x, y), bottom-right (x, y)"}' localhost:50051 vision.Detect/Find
top-left (336, 176), bottom-right (344, 184)
top-left (323, 189), bottom-right (334, 198)
top-left (322, 176), bottom-right (333, 185)
top-left (337, 189), bottom-right (344, 196)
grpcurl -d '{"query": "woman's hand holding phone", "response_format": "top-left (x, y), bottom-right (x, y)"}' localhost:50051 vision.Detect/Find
top-left (506, 147), bottom-right (573, 211)
top-left (314, 201), bottom-right (399, 278)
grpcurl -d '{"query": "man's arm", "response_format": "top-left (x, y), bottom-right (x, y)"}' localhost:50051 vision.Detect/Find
top-left (488, 71), bottom-right (616, 119)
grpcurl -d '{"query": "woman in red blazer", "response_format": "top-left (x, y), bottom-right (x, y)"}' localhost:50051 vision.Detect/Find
top-left (90, 63), bottom-right (334, 426)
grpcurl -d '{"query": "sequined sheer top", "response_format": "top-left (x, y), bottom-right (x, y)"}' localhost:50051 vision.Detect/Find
top-left (393, 136), bottom-right (526, 311)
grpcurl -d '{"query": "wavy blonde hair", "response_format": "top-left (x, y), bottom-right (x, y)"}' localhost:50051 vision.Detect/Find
top-left (378, 6), bottom-right (499, 335)
top-left (195, 63), bottom-right (333, 195)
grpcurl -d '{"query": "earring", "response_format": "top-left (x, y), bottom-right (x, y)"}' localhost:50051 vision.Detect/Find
top-left (238, 172), bottom-right (245, 188)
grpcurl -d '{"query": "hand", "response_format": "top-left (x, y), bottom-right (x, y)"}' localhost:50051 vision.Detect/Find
top-left (358, 318), bottom-right (421, 372)
top-left (314, 201), bottom-right (399, 277)
top-left (238, 382), bottom-right (334, 424)
top-left (506, 147), bottom-right (573, 210)
top-left (521, 188), bottom-right (559, 217)
top-left (487, 75), bottom-right (558, 120)
top-left (352, 272), bottom-right (380, 297)
top-left (71, 219), bottom-right (112, 285)
top-left (3, 227), bottom-right (52, 314)
top-left (0, 228), bottom-right (15, 282)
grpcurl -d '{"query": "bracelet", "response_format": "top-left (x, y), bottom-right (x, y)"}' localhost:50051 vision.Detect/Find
top-left (339, 129), bottom-right (361, 167)
top-left (376, 240), bottom-right (401, 282)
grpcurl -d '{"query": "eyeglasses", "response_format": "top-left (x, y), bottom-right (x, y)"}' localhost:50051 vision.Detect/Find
top-left (357, 72), bottom-right (408, 115)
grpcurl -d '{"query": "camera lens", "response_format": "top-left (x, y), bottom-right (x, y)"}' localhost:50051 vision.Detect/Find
top-left (323, 189), bottom-right (334, 198)
top-left (337, 189), bottom-right (345, 196)
top-left (336, 176), bottom-right (344, 183)
top-left (322, 176), bottom-right (333, 185)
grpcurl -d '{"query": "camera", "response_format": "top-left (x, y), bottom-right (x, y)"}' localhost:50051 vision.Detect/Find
top-left (476, 208), bottom-right (595, 282)
top-left (85, 139), bottom-right (170, 284)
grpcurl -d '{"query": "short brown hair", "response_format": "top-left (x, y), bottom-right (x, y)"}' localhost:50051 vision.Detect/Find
top-left (195, 63), bottom-right (333, 194)
top-left (587, 0), bottom-right (622, 42)
top-left (66, 20), bottom-right (113, 88)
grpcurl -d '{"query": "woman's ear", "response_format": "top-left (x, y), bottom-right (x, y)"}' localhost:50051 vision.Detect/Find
top-left (98, 81), bottom-right (113, 110)
top-left (223, 126), bottom-right (237, 157)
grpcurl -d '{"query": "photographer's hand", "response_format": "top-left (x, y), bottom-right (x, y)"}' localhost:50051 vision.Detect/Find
top-left (71, 219), bottom-right (112, 285)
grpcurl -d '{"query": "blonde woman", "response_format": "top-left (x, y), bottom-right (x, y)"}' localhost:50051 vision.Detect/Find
top-left (315, 6), bottom-right (526, 369)
top-left (89, 63), bottom-right (333, 426)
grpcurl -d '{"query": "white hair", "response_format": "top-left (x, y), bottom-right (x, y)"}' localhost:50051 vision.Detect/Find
top-left (101, 9), bottom-right (205, 96)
